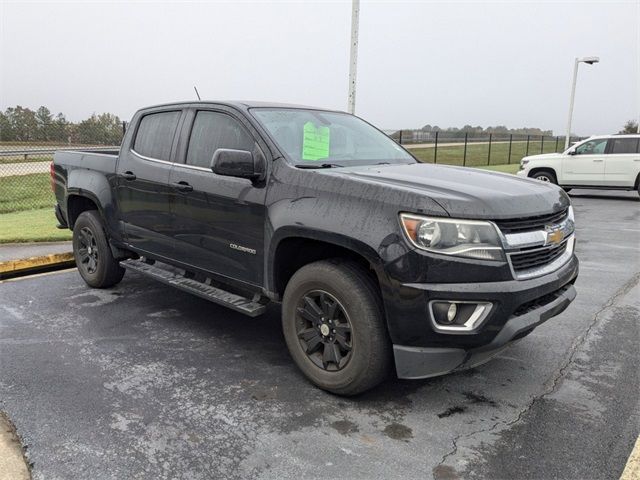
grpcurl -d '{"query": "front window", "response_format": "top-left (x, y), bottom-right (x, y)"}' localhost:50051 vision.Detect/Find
top-left (186, 111), bottom-right (255, 168)
top-left (251, 108), bottom-right (416, 166)
top-left (574, 138), bottom-right (607, 155)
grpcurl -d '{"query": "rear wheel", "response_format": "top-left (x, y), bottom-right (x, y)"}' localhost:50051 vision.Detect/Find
top-left (282, 259), bottom-right (392, 396)
top-left (73, 210), bottom-right (125, 288)
top-left (531, 171), bottom-right (557, 184)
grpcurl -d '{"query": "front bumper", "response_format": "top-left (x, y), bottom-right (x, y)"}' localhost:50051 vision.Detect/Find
top-left (392, 255), bottom-right (578, 379)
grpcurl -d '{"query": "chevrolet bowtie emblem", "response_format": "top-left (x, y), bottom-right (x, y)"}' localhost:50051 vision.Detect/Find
top-left (545, 227), bottom-right (564, 246)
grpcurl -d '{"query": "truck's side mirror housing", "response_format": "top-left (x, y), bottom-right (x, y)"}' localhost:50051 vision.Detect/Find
top-left (567, 148), bottom-right (577, 155)
top-left (211, 149), bottom-right (266, 181)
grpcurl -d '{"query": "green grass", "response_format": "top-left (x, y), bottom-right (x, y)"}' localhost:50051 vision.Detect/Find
top-left (0, 173), bottom-right (54, 213)
top-left (410, 139), bottom-right (561, 167)
top-left (475, 164), bottom-right (520, 174)
top-left (0, 208), bottom-right (71, 243)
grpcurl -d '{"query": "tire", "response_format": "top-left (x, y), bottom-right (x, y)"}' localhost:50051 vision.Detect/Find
top-left (73, 210), bottom-right (125, 288)
top-left (531, 171), bottom-right (557, 184)
top-left (282, 259), bottom-right (392, 396)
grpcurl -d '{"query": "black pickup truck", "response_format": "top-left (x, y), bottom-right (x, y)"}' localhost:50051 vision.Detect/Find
top-left (52, 101), bottom-right (578, 395)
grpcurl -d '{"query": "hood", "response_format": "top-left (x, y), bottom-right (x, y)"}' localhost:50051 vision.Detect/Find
top-left (323, 163), bottom-right (570, 219)
top-left (523, 153), bottom-right (563, 161)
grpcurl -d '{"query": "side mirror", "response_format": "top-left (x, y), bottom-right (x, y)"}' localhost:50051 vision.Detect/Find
top-left (211, 148), bottom-right (266, 181)
top-left (567, 148), bottom-right (577, 155)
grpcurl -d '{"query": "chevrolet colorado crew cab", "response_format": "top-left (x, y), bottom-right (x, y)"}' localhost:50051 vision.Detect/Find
top-left (52, 101), bottom-right (578, 395)
top-left (518, 134), bottom-right (640, 196)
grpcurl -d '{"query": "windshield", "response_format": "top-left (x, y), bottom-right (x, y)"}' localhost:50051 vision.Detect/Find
top-left (251, 108), bottom-right (416, 166)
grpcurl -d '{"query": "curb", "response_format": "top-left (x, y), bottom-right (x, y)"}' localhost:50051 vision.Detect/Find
top-left (0, 252), bottom-right (75, 280)
top-left (621, 435), bottom-right (640, 480)
top-left (0, 412), bottom-right (30, 480)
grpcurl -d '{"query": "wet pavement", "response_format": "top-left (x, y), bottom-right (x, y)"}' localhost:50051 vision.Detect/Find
top-left (0, 190), bottom-right (638, 479)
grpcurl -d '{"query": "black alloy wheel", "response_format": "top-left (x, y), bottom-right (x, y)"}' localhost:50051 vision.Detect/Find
top-left (295, 290), bottom-right (353, 371)
top-left (77, 227), bottom-right (99, 275)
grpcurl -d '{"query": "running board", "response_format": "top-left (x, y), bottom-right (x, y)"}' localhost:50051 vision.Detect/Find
top-left (119, 259), bottom-right (267, 317)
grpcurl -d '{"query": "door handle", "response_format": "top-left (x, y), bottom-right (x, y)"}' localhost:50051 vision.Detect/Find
top-left (592, 159), bottom-right (603, 163)
top-left (122, 171), bottom-right (137, 181)
top-left (170, 181), bottom-right (193, 192)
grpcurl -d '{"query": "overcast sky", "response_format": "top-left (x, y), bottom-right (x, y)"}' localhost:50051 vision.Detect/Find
top-left (1, 0), bottom-right (638, 135)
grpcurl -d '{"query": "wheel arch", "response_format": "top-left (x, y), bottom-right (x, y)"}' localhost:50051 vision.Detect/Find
top-left (66, 193), bottom-right (104, 228)
top-left (528, 166), bottom-right (558, 177)
top-left (528, 167), bottom-right (558, 181)
top-left (268, 229), bottom-right (387, 301)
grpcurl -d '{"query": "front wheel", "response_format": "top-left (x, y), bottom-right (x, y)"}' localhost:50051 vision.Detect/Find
top-left (282, 259), bottom-right (392, 396)
top-left (531, 171), bottom-right (557, 184)
top-left (73, 210), bottom-right (125, 288)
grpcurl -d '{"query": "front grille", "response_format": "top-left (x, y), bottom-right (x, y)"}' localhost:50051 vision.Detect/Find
top-left (509, 240), bottom-right (568, 272)
top-left (495, 208), bottom-right (568, 234)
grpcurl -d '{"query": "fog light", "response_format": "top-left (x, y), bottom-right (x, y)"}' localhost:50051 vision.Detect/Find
top-left (430, 301), bottom-right (493, 333)
top-left (446, 303), bottom-right (457, 323)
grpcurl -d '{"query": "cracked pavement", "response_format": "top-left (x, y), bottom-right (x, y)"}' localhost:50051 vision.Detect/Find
top-left (0, 189), bottom-right (638, 479)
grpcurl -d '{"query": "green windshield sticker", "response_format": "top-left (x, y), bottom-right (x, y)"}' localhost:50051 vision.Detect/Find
top-left (302, 122), bottom-right (330, 160)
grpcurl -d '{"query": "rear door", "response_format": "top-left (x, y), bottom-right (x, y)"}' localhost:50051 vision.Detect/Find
top-left (168, 107), bottom-right (268, 287)
top-left (115, 109), bottom-right (184, 259)
top-left (561, 138), bottom-right (607, 185)
top-left (604, 137), bottom-right (639, 187)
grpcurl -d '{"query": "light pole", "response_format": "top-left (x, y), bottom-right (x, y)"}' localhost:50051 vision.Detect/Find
top-left (347, 0), bottom-right (360, 114)
top-left (564, 56), bottom-right (599, 150)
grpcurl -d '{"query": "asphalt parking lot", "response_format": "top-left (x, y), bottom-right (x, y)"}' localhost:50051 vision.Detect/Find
top-left (1, 189), bottom-right (638, 480)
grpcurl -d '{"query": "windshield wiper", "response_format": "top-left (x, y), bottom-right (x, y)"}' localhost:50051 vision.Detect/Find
top-left (295, 163), bottom-right (344, 169)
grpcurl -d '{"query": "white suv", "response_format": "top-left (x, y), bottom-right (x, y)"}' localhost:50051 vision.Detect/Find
top-left (517, 135), bottom-right (640, 196)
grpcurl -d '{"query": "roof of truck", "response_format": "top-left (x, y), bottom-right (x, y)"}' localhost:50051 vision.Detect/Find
top-left (141, 100), bottom-right (344, 112)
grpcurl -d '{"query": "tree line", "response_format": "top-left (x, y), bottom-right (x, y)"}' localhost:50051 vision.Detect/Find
top-left (0, 106), bottom-right (123, 145)
top-left (419, 124), bottom-right (553, 136)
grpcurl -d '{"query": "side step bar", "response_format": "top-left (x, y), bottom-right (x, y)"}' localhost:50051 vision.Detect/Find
top-left (120, 259), bottom-right (267, 317)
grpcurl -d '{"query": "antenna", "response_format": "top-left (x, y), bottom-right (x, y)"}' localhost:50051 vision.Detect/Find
top-left (193, 86), bottom-right (201, 101)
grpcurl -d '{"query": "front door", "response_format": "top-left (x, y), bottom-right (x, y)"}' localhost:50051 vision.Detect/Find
top-left (169, 109), bottom-right (267, 287)
top-left (561, 137), bottom-right (607, 185)
top-left (115, 109), bottom-right (183, 259)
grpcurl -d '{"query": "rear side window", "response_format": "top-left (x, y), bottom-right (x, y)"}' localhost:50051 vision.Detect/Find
top-left (610, 137), bottom-right (639, 154)
top-left (186, 111), bottom-right (255, 168)
top-left (133, 111), bottom-right (181, 161)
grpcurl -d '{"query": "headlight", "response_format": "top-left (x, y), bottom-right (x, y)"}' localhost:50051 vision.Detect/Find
top-left (520, 159), bottom-right (529, 170)
top-left (400, 214), bottom-right (505, 261)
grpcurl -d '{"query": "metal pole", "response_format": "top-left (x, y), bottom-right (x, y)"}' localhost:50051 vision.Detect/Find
top-left (540, 135), bottom-right (544, 154)
top-left (526, 135), bottom-right (530, 156)
top-left (398, 130), bottom-right (403, 144)
top-left (565, 57), bottom-right (580, 150)
top-left (434, 131), bottom-right (438, 163)
top-left (555, 136), bottom-right (559, 152)
top-left (487, 133), bottom-right (492, 165)
top-left (463, 133), bottom-right (468, 166)
top-left (347, 0), bottom-right (360, 114)
top-left (507, 134), bottom-right (512, 164)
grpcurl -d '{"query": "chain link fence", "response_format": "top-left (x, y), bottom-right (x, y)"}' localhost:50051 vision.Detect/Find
top-left (0, 142), bottom-right (122, 213)
top-left (0, 121), bottom-right (124, 242)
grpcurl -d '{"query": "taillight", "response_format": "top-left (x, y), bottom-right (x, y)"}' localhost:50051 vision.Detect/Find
top-left (50, 162), bottom-right (55, 192)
